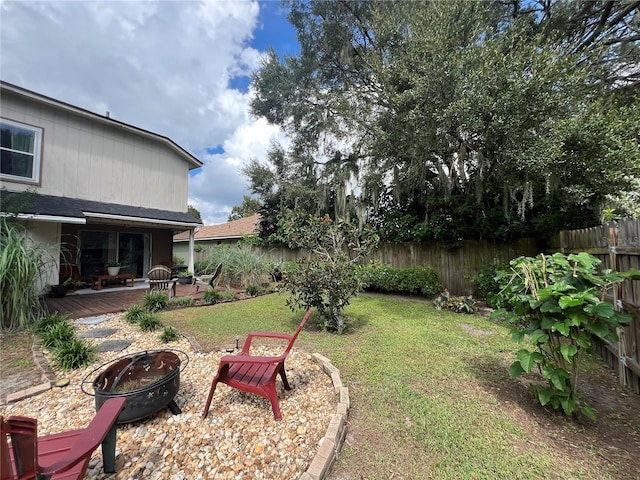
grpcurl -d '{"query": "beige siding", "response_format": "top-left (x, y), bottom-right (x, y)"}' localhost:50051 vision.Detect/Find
top-left (1, 91), bottom-right (190, 212)
top-left (23, 220), bottom-right (61, 294)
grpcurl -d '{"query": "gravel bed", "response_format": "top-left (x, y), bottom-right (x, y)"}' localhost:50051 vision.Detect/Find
top-left (0, 315), bottom-right (337, 479)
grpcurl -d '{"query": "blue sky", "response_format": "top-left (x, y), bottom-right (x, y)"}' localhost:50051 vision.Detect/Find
top-left (0, 0), bottom-right (299, 224)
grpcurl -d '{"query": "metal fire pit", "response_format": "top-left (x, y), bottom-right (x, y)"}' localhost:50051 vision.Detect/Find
top-left (82, 349), bottom-right (189, 424)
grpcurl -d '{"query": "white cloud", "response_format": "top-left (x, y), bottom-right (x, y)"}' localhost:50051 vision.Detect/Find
top-left (1, 0), bottom-right (283, 224)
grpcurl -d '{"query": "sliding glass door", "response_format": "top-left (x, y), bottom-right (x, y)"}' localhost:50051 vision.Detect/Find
top-left (80, 231), bottom-right (150, 277)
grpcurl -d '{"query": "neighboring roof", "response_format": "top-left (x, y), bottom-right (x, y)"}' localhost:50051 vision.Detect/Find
top-left (0, 191), bottom-right (202, 228)
top-left (173, 214), bottom-right (260, 242)
top-left (0, 81), bottom-right (203, 170)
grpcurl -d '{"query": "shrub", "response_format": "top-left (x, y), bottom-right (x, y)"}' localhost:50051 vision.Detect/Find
top-left (36, 313), bottom-right (70, 334)
top-left (159, 326), bottom-right (179, 343)
top-left (53, 337), bottom-right (97, 371)
top-left (202, 290), bottom-right (222, 305)
top-left (283, 212), bottom-right (379, 333)
top-left (475, 263), bottom-right (506, 305)
top-left (41, 321), bottom-right (76, 349)
top-left (0, 218), bottom-right (51, 330)
top-left (143, 291), bottom-right (169, 312)
top-left (491, 252), bottom-right (640, 420)
top-left (124, 304), bottom-right (147, 324)
top-left (362, 264), bottom-right (442, 296)
top-left (245, 284), bottom-right (261, 297)
top-left (168, 296), bottom-right (195, 307)
top-left (138, 312), bottom-right (163, 332)
top-left (433, 289), bottom-right (477, 314)
top-left (218, 290), bottom-right (238, 302)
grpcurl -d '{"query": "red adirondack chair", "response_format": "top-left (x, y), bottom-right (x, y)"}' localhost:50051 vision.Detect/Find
top-left (1, 397), bottom-right (126, 480)
top-left (202, 308), bottom-right (313, 421)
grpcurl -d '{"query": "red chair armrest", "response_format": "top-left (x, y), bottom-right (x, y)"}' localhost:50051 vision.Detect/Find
top-left (37, 397), bottom-right (126, 476)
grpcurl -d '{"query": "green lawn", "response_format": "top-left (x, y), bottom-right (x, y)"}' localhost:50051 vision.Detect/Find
top-left (158, 292), bottom-right (630, 479)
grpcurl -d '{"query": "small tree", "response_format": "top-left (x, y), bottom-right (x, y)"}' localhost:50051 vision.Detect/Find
top-left (491, 252), bottom-right (639, 420)
top-left (283, 212), bottom-right (379, 333)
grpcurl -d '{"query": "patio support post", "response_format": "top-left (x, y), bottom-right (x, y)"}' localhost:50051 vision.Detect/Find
top-left (188, 228), bottom-right (195, 275)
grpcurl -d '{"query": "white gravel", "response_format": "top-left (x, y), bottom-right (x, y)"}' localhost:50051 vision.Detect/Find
top-left (0, 315), bottom-right (337, 479)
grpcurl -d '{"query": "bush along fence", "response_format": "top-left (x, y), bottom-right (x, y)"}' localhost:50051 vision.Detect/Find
top-left (550, 218), bottom-right (640, 394)
top-left (251, 238), bottom-right (540, 297)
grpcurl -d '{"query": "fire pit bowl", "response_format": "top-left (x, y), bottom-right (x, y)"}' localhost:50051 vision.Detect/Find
top-left (82, 349), bottom-right (189, 424)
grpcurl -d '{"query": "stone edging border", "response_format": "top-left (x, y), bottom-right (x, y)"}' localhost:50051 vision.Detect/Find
top-left (3, 340), bottom-right (56, 405)
top-left (4, 336), bottom-right (349, 480)
top-left (302, 353), bottom-right (349, 480)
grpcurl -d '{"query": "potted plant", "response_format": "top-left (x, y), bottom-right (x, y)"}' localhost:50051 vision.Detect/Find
top-left (178, 270), bottom-right (193, 285)
top-left (46, 281), bottom-right (70, 298)
top-left (106, 261), bottom-right (121, 276)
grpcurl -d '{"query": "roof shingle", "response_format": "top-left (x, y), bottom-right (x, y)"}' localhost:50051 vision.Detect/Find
top-left (174, 214), bottom-right (260, 241)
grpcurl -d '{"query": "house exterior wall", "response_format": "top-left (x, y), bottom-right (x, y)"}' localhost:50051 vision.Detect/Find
top-left (22, 220), bottom-right (60, 294)
top-left (1, 89), bottom-right (190, 212)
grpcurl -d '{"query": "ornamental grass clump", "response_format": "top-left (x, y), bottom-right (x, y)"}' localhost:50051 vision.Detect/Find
top-left (159, 325), bottom-right (179, 343)
top-left (201, 289), bottom-right (222, 305)
top-left (143, 291), bottom-right (169, 312)
top-left (36, 312), bottom-right (71, 334)
top-left (138, 312), bottom-right (163, 332)
top-left (53, 337), bottom-right (97, 371)
top-left (124, 303), bottom-right (147, 324)
top-left (0, 219), bottom-right (51, 330)
top-left (491, 252), bottom-right (640, 420)
top-left (41, 321), bottom-right (76, 349)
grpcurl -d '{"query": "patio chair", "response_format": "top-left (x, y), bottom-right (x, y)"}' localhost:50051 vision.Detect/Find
top-left (147, 264), bottom-right (177, 298)
top-left (1, 397), bottom-right (126, 480)
top-left (202, 307), bottom-right (313, 421)
top-left (191, 263), bottom-right (223, 293)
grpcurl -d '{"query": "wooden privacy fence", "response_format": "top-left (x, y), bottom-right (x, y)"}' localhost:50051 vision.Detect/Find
top-left (550, 218), bottom-right (640, 394)
top-left (251, 238), bottom-right (540, 296)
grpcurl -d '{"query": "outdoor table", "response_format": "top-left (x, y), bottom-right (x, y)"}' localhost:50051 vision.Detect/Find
top-left (91, 273), bottom-right (135, 290)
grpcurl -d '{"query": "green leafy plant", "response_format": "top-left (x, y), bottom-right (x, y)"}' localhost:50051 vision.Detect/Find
top-left (283, 212), bottom-right (379, 333)
top-left (168, 296), bottom-right (195, 307)
top-left (40, 321), bottom-right (76, 349)
top-left (0, 218), bottom-right (52, 329)
top-left (245, 284), bottom-right (261, 297)
top-left (35, 313), bottom-right (71, 334)
top-left (201, 289), bottom-right (222, 305)
top-left (178, 270), bottom-right (193, 278)
top-left (491, 252), bottom-right (640, 420)
top-left (124, 303), bottom-right (147, 324)
top-left (143, 291), bottom-right (169, 312)
top-left (159, 325), bottom-right (179, 343)
top-left (433, 289), bottom-right (477, 314)
top-left (197, 244), bottom-right (269, 288)
top-left (218, 291), bottom-right (238, 302)
top-left (53, 337), bottom-right (97, 371)
top-left (474, 263), bottom-right (506, 305)
top-left (362, 263), bottom-right (442, 296)
top-left (106, 261), bottom-right (121, 267)
top-left (138, 312), bottom-right (163, 332)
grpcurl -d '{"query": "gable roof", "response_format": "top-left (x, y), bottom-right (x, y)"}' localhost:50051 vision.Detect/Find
top-left (0, 81), bottom-right (203, 170)
top-left (173, 214), bottom-right (260, 242)
top-left (1, 191), bottom-right (202, 228)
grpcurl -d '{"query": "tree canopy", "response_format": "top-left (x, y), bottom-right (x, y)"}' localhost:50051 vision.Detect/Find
top-left (228, 195), bottom-right (262, 222)
top-left (247, 0), bottom-right (640, 244)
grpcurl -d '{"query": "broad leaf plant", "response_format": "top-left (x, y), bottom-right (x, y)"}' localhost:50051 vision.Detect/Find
top-left (491, 252), bottom-right (640, 420)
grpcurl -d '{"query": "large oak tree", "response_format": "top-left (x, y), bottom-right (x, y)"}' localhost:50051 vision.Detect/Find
top-left (248, 0), bottom-right (640, 243)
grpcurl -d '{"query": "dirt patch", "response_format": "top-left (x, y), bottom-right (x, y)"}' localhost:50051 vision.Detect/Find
top-left (0, 330), bottom-right (45, 403)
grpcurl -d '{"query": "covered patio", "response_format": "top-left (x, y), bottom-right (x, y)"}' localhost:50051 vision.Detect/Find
top-left (43, 282), bottom-right (206, 319)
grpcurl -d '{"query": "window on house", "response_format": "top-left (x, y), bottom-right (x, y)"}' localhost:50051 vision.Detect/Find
top-left (0, 119), bottom-right (42, 183)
